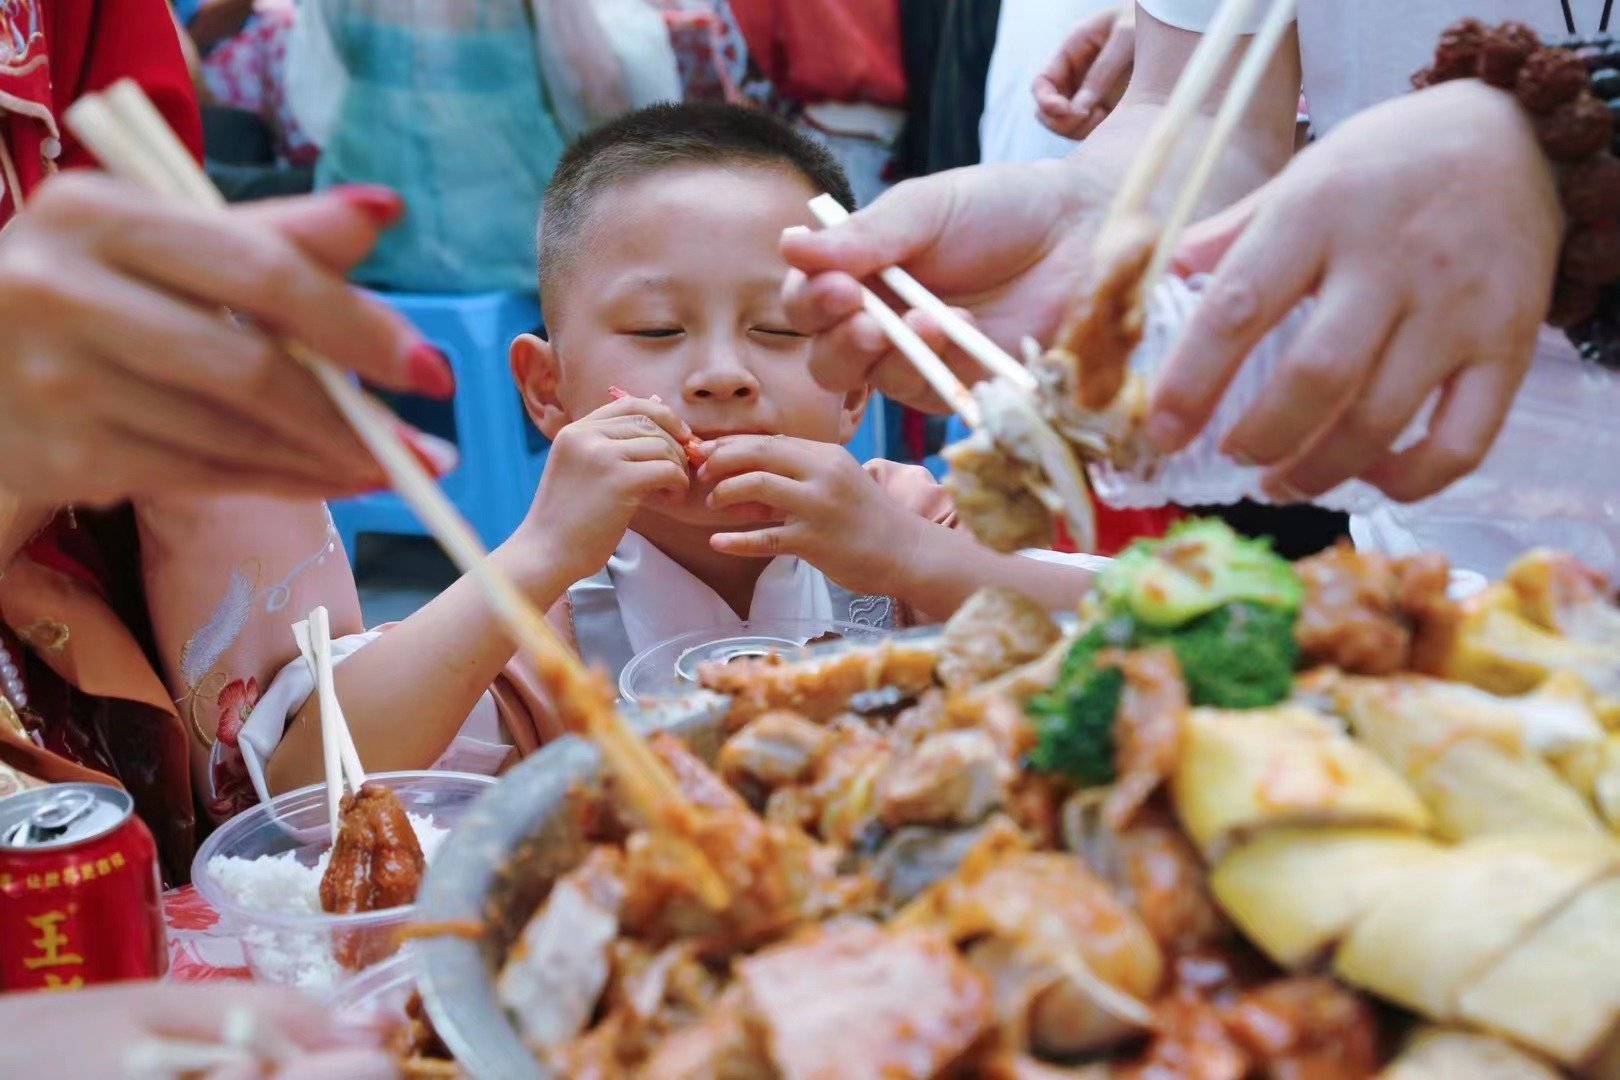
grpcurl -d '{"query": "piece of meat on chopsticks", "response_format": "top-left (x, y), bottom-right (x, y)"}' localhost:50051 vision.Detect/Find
top-left (320, 783), bottom-right (425, 915)
top-left (942, 435), bottom-right (1059, 554)
top-left (318, 782), bottom-right (427, 969)
top-left (1046, 214), bottom-right (1159, 412)
top-left (734, 919), bottom-right (995, 1080)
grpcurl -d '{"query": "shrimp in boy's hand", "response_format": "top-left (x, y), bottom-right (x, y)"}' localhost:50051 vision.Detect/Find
top-left (609, 385), bottom-right (708, 468)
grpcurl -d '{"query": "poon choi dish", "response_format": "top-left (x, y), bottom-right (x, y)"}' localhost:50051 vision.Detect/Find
top-left (401, 520), bottom-right (1620, 1078)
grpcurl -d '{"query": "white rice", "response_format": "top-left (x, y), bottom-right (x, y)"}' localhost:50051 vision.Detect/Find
top-left (206, 813), bottom-right (449, 993)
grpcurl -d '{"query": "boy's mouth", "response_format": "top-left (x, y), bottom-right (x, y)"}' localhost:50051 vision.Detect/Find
top-left (689, 427), bottom-right (775, 441)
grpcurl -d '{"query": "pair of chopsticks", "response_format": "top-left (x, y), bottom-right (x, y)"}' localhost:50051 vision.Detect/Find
top-left (799, 200), bottom-right (1102, 545)
top-left (63, 82), bottom-right (723, 900)
top-left (1104, 0), bottom-right (1298, 308)
top-left (292, 606), bottom-right (365, 843)
top-left (811, 0), bottom-right (1296, 512)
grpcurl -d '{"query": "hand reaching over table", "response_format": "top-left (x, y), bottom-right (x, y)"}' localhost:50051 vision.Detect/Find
top-left (0, 175), bottom-right (456, 506)
top-left (0, 981), bottom-right (397, 1079)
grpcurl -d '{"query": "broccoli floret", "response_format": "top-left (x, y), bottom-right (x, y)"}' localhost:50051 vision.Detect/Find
top-left (1136, 601), bottom-right (1298, 709)
top-left (1025, 520), bottom-right (1304, 784)
top-left (1026, 663), bottom-right (1126, 784)
top-left (1098, 518), bottom-right (1303, 628)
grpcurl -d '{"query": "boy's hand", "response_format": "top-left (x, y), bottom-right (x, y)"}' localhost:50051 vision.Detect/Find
top-left (700, 436), bottom-right (924, 597)
top-left (522, 397), bottom-right (693, 582)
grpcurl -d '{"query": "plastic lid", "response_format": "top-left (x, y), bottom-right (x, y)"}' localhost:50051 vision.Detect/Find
top-left (618, 619), bottom-right (888, 705)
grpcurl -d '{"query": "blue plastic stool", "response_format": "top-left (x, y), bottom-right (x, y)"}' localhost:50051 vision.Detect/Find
top-left (847, 393), bottom-right (888, 464)
top-left (329, 291), bottom-right (546, 557)
top-left (924, 414), bottom-right (971, 479)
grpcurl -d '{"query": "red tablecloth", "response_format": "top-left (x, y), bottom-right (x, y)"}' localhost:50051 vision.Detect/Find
top-left (164, 886), bottom-right (252, 982)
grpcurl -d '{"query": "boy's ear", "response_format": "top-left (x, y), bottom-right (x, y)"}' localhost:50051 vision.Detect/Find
top-left (510, 332), bottom-right (569, 440)
top-left (837, 385), bottom-right (872, 445)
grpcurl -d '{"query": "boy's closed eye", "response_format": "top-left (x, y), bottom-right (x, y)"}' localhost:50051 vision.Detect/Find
top-left (751, 326), bottom-right (807, 341)
top-left (625, 327), bottom-right (683, 339)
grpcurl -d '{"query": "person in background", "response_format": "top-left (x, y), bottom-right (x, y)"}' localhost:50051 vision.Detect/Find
top-left (731, 0), bottom-right (908, 206)
top-left (0, 0), bottom-right (457, 878)
top-left (248, 103), bottom-right (1101, 796)
top-left (985, 0), bottom-right (1129, 163)
top-left (172, 0), bottom-right (316, 195)
top-left (291, 0), bottom-right (566, 294)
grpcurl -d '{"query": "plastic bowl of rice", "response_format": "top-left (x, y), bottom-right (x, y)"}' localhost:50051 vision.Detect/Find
top-left (191, 771), bottom-right (495, 994)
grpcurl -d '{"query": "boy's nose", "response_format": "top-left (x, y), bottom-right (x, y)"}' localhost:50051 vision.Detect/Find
top-left (684, 364), bottom-right (760, 401)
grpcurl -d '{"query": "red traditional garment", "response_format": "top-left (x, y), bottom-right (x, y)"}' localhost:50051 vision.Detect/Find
top-left (0, 0), bottom-right (201, 227)
top-left (0, 0), bottom-right (210, 883)
top-left (727, 0), bottom-right (906, 107)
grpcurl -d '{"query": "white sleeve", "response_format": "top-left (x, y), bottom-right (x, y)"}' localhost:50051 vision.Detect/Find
top-left (236, 630), bottom-right (505, 806)
top-left (1137, 0), bottom-right (1265, 33)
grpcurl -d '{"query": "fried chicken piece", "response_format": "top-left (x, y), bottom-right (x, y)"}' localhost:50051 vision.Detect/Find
top-left (1295, 542), bottom-right (1460, 676)
top-left (635, 987), bottom-right (772, 1080)
top-left (942, 434), bottom-right (1058, 554)
top-left (320, 783), bottom-right (425, 916)
top-left (1115, 806), bottom-right (1229, 956)
top-left (937, 588), bottom-right (1063, 691)
top-left (1220, 977), bottom-right (1382, 1080)
top-left (1104, 647), bottom-right (1189, 829)
top-left (734, 920), bottom-right (995, 1080)
top-left (1048, 214), bottom-right (1158, 411)
top-left (701, 644), bottom-right (939, 727)
top-left (905, 831), bottom-right (1164, 1057)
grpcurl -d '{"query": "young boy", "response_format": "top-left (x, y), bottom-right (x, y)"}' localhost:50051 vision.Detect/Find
top-left (245, 103), bottom-right (1098, 796)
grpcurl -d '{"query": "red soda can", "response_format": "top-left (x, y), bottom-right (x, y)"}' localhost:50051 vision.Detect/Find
top-left (0, 783), bottom-right (167, 991)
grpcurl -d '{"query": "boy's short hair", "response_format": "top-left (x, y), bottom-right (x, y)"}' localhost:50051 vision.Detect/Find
top-left (538, 102), bottom-right (856, 311)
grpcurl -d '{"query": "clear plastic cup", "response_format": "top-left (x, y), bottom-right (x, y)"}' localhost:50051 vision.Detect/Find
top-left (326, 949), bottom-right (421, 1034)
top-left (191, 771), bottom-right (494, 994)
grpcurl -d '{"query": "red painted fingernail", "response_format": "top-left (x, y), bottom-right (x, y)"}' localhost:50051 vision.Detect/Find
top-left (407, 343), bottom-right (456, 399)
top-left (333, 184), bottom-right (405, 227)
top-left (395, 423), bottom-right (458, 478)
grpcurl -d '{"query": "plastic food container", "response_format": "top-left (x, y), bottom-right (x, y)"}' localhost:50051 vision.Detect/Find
top-left (191, 771), bottom-right (495, 993)
top-left (618, 619), bottom-right (887, 705)
top-left (326, 949), bottom-right (421, 1034)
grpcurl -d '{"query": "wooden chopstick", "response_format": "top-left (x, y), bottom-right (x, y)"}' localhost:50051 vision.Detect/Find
top-left (785, 223), bottom-right (982, 428)
top-left (1138, 0), bottom-right (1298, 298)
top-left (806, 195), bottom-right (1036, 393)
top-left (63, 84), bottom-right (704, 852)
top-left (292, 612), bottom-right (360, 842)
top-left (1103, 0), bottom-right (1266, 231)
top-left (310, 606), bottom-right (367, 789)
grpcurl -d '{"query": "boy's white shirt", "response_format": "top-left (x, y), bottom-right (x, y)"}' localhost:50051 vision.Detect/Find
top-left (238, 531), bottom-right (1105, 804)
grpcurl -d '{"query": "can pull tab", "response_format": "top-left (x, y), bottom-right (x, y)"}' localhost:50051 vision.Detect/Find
top-left (8, 788), bottom-right (98, 846)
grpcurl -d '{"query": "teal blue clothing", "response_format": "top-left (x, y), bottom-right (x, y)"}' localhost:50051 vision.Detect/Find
top-left (313, 1), bottom-right (566, 293)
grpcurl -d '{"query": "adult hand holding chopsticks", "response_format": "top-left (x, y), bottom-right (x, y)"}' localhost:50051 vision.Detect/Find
top-left (781, 157), bottom-right (1107, 414)
top-left (0, 173), bottom-right (456, 506)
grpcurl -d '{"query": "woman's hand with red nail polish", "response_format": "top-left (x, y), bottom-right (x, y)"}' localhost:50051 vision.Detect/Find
top-left (0, 172), bottom-right (439, 503)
